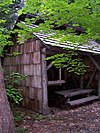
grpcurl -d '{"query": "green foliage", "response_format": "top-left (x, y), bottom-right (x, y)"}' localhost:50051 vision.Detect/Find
top-left (19, 0), bottom-right (100, 44)
top-left (16, 0), bottom-right (99, 75)
top-left (0, 0), bottom-right (12, 55)
top-left (1, 0), bottom-right (100, 77)
top-left (6, 86), bottom-right (23, 104)
top-left (0, 28), bottom-right (11, 56)
top-left (46, 51), bottom-right (87, 75)
top-left (13, 111), bottom-right (24, 123)
top-left (4, 71), bottom-right (26, 104)
top-left (18, 0), bottom-right (100, 75)
top-left (10, 52), bottom-right (21, 56)
top-left (0, 0), bottom-right (24, 55)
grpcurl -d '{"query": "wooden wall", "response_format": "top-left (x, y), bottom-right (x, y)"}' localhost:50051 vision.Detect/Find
top-left (3, 38), bottom-right (99, 112)
top-left (3, 39), bottom-right (44, 112)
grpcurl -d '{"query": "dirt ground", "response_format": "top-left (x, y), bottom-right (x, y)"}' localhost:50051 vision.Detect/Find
top-left (14, 101), bottom-right (100, 133)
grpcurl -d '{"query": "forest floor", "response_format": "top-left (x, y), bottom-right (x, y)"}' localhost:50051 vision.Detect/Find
top-left (13, 101), bottom-right (100, 133)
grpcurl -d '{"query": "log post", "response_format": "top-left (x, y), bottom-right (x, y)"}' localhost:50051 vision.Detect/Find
top-left (41, 48), bottom-right (50, 114)
top-left (88, 55), bottom-right (100, 97)
top-left (59, 68), bottom-right (61, 81)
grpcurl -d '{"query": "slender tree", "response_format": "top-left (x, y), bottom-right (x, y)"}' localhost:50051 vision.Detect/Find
top-left (0, 59), bottom-right (15, 133)
top-left (0, 0), bottom-right (24, 132)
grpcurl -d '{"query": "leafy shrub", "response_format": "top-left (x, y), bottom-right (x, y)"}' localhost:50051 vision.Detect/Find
top-left (46, 51), bottom-right (87, 75)
top-left (6, 86), bottom-right (23, 104)
top-left (4, 71), bottom-right (26, 104)
top-left (13, 111), bottom-right (24, 124)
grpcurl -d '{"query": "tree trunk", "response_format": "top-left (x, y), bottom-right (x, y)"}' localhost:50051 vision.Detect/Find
top-left (0, 58), bottom-right (15, 133)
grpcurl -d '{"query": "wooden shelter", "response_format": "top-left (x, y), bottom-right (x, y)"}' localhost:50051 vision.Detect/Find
top-left (3, 31), bottom-right (100, 113)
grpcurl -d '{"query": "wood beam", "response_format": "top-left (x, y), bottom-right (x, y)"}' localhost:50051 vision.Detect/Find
top-left (55, 89), bottom-right (94, 98)
top-left (47, 63), bottom-right (53, 70)
top-left (86, 67), bottom-right (97, 89)
top-left (88, 55), bottom-right (100, 71)
top-left (59, 68), bottom-right (61, 80)
top-left (48, 80), bottom-right (65, 86)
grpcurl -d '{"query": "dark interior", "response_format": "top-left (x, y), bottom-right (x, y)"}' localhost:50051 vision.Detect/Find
top-left (47, 65), bottom-right (81, 107)
top-left (47, 58), bottom-right (98, 107)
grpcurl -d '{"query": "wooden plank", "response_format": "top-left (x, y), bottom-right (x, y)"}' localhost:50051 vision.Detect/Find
top-left (35, 40), bottom-right (41, 52)
top-left (47, 63), bottom-right (53, 70)
top-left (34, 76), bottom-right (42, 88)
top-left (34, 52), bottom-right (41, 64)
top-left (55, 89), bottom-right (94, 97)
top-left (67, 95), bottom-right (99, 105)
top-left (30, 77), bottom-right (34, 87)
top-left (48, 80), bottom-right (65, 85)
top-left (59, 68), bottom-right (61, 81)
top-left (29, 65), bottom-right (34, 75)
top-left (86, 67), bottom-right (97, 88)
top-left (23, 64), bottom-right (33, 76)
top-left (34, 64), bottom-right (41, 76)
top-left (29, 87), bottom-right (35, 99)
top-left (24, 65), bottom-right (30, 75)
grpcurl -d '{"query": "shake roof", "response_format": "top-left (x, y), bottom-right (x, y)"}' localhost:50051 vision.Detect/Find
top-left (22, 22), bottom-right (100, 54)
top-left (34, 32), bottom-right (100, 54)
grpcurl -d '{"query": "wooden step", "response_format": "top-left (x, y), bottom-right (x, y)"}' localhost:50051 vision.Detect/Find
top-left (67, 96), bottom-right (99, 105)
top-left (55, 89), bottom-right (94, 97)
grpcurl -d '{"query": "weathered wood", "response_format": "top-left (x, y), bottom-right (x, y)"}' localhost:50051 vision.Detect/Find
top-left (34, 52), bottom-right (41, 64)
top-left (41, 45), bottom-right (69, 55)
top-left (29, 87), bottom-right (35, 99)
top-left (25, 40), bottom-right (34, 53)
top-left (48, 80), bottom-right (65, 86)
top-left (24, 65), bottom-right (30, 75)
top-left (29, 65), bottom-right (34, 75)
top-left (86, 67), bottom-right (97, 88)
top-left (88, 55), bottom-right (100, 71)
top-left (23, 64), bottom-right (33, 76)
top-left (34, 76), bottom-right (42, 88)
top-left (29, 53), bottom-right (34, 64)
top-left (3, 39), bottom-right (43, 112)
top-left (67, 95), bottom-right (99, 105)
top-left (37, 89), bottom-right (43, 112)
top-left (35, 40), bottom-right (41, 52)
top-left (55, 89), bottom-right (94, 97)
top-left (59, 68), bottom-right (61, 81)
top-left (34, 64), bottom-right (41, 76)
top-left (47, 63), bottom-right (53, 70)
top-left (31, 77), bottom-right (34, 87)
top-left (41, 48), bottom-right (49, 113)
top-left (23, 54), bottom-right (30, 64)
